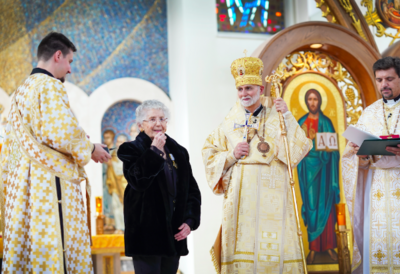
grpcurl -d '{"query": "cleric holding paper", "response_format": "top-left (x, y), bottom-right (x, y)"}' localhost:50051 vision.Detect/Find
top-left (202, 55), bottom-right (312, 273)
top-left (0, 32), bottom-right (111, 273)
top-left (117, 100), bottom-right (201, 274)
top-left (343, 56), bottom-right (400, 273)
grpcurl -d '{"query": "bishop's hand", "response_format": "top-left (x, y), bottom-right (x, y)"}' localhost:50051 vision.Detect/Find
top-left (273, 98), bottom-right (288, 113)
top-left (234, 141), bottom-right (249, 159)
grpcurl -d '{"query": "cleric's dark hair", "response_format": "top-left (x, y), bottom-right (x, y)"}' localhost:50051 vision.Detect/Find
top-left (37, 32), bottom-right (77, 61)
top-left (305, 89), bottom-right (322, 111)
top-left (373, 56), bottom-right (400, 78)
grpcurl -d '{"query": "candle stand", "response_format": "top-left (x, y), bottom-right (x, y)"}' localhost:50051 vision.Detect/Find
top-left (96, 196), bottom-right (105, 235)
top-left (335, 203), bottom-right (351, 274)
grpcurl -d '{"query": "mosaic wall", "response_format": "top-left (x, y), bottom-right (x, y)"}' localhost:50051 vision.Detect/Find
top-left (101, 100), bottom-right (140, 232)
top-left (101, 100), bottom-right (140, 142)
top-left (0, 0), bottom-right (169, 96)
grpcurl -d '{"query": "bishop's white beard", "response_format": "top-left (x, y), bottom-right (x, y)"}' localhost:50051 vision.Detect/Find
top-left (240, 91), bottom-right (260, 107)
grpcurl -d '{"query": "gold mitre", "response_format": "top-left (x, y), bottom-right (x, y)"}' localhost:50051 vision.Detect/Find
top-left (231, 54), bottom-right (264, 88)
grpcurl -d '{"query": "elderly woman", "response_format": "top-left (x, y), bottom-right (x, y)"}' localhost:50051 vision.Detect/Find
top-left (117, 100), bottom-right (201, 274)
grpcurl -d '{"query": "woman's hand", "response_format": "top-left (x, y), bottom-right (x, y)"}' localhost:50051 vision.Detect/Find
top-left (174, 223), bottom-right (191, 241)
top-left (151, 132), bottom-right (166, 152)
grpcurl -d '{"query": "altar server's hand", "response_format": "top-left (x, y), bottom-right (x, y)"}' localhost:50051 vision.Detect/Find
top-left (274, 98), bottom-right (288, 114)
top-left (174, 223), bottom-right (191, 241)
top-left (92, 144), bottom-right (112, 163)
top-left (234, 141), bottom-right (249, 159)
top-left (151, 132), bottom-right (166, 152)
top-left (349, 142), bottom-right (367, 158)
top-left (385, 144), bottom-right (400, 155)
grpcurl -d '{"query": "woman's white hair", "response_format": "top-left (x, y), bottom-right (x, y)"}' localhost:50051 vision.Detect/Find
top-left (136, 100), bottom-right (170, 126)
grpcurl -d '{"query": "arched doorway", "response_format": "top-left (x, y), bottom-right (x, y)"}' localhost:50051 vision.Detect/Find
top-left (101, 100), bottom-right (140, 234)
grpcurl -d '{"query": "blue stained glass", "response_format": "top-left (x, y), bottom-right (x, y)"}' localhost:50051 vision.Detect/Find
top-left (216, 0), bottom-right (284, 34)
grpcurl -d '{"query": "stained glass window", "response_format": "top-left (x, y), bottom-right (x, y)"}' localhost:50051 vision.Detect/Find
top-left (216, 0), bottom-right (285, 34)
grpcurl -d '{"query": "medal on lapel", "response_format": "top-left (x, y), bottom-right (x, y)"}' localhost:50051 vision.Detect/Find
top-left (169, 154), bottom-right (178, 169)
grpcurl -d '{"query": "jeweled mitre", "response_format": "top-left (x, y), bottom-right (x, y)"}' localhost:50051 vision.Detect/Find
top-left (230, 56), bottom-right (264, 88)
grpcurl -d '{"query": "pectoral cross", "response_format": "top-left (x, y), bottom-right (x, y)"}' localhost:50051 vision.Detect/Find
top-left (234, 113), bottom-right (259, 142)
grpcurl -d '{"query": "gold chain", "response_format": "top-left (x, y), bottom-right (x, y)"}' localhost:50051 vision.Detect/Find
top-left (382, 100), bottom-right (400, 136)
top-left (256, 107), bottom-right (270, 140)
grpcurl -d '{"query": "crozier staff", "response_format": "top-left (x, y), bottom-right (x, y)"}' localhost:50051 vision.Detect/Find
top-left (117, 100), bottom-right (201, 274)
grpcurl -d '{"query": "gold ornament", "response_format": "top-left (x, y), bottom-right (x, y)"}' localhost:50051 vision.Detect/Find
top-left (231, 50), bottom-right (264, 88)
top-left (257, 137), bottom-right (270, 157)
top-left (339, 0), bottom-right (368, 41)
top-left (272, 51), bottom-right (363, 125)
top-left (316, 0), bottom-right (338, 24)
top-left (362, 0), bottom-right (400, 46)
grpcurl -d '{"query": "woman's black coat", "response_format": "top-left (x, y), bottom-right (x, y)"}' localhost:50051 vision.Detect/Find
top-left (117, 131), bottom-right (201, 257)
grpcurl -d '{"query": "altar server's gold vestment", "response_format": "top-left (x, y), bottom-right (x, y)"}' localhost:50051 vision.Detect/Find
top-left (0, 73), bottom-right (94, 273)
top-left (202, 98), bottom-right (312, 273)
top-left (343, 99), bottom-right (400, 273)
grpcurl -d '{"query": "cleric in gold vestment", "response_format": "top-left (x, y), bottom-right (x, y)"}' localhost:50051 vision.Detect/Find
top-left (343, 57), bottom-right (400, 273)
top-left (0, 33), bottom-right (110, 273)
top-left (202, 55), bottom-right (312, 273)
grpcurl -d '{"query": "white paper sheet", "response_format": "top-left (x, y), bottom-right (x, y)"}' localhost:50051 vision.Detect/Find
top-left (342, 125), bottom-right (380, 147)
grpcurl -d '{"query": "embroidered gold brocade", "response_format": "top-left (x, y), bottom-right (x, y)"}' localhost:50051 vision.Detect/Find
top-left (202, 97), bottom-right (312, 273)
top-left (0, 74), bottom-right (94, 273)
top-left (343, 99), bottom-right (400, 273)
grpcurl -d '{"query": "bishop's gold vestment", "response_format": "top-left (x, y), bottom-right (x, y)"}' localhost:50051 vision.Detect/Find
top-left (343, 99), bottom-right (400, 273)
top-left (202, 97), bottom-right (312, 273)
top-left (0, 73), bottom-right (94, 273)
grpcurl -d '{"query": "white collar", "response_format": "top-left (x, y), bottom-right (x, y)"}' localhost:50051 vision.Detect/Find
top-left (385, 99), bottom-right (398, 107)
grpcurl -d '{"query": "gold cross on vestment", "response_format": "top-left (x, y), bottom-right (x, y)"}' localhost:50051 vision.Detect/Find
top-left (374, 189), bottom-right (384, 201)
top-left (374, 249), bottom-right (386, 263)
top-left (376, 218), bottom-right (385, 230)
top-left (393, 188), bottom-right (400, 200)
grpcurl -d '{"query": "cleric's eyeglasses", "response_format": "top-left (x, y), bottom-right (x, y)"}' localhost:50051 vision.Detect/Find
top-left (143, 118), bottom-right (168, 125)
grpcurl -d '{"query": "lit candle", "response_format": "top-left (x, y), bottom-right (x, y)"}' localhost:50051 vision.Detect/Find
top-left (95, 196), bottom-right (103, 215)
top-left (335, 203), bottom-right (346, 226)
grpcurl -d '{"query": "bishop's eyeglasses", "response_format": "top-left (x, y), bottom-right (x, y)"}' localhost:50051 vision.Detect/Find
top-left (143, 118), bottom-right (168, 125)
